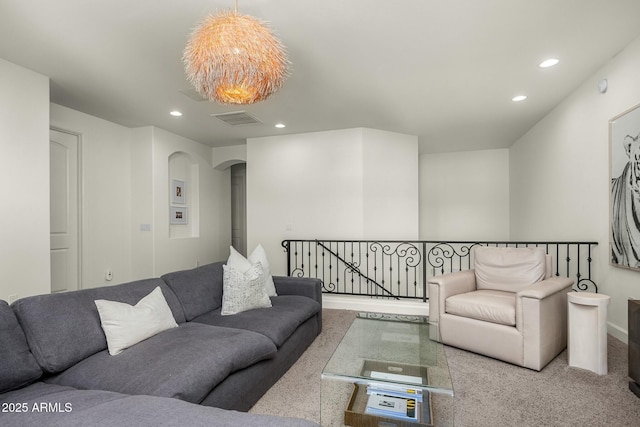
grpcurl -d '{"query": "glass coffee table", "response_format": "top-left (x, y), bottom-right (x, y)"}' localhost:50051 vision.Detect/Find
top-left (321, 312), bottom-right (453, 426)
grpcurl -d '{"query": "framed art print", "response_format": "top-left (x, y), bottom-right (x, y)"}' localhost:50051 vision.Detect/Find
top-left (171, 179), bottom-right (186, 204)
top-left (610, 103), bottom-right (640, 270)
top-left (170, 206), bottom-right (188, 225)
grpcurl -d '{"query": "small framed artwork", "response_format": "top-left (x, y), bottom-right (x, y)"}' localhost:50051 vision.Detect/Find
top-left (610, 103), bottom-right (640, 271)
top-left (170, 206), bottom-right (188, 225)
top-left (171, 179), bottom-right (186, 204)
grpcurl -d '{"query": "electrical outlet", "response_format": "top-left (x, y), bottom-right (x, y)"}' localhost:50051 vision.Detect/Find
top-left (105, 270), bottom-right (113, 281)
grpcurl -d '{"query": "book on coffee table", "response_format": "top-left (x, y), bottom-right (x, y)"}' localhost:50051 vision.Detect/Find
top-left (365, 392), bottom-right (419, 422)
top-left (366, 383), bottom-right (423, 402)
top-left (344, 383), bottom-right (433, 427)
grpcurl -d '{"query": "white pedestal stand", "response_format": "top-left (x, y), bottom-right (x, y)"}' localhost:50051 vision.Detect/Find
top-left (567, 292), bottom-right (610, 375)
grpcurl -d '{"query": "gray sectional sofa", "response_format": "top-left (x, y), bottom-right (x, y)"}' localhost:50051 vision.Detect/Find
top-left (0, 262), bottom-right (322, 426)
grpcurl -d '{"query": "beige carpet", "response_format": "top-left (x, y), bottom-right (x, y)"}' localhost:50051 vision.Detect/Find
top-left (249, 309), bottom-right (640, 426)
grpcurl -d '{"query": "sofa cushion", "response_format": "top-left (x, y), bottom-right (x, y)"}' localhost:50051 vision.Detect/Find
top-left (0, 382), bottom-right (320, 427)
top-left (46, 322), bottom-right (277, 404)
top-left (161, 262), bottom-right (224, 321)
top-left (95, 286), bottom-right (179, 355)
top-left (474, 246), bottom-right (547, 293)
top-left (446, 289), bottom-right (516, 326)
top-left (0, 300), bottom-right (42, 393)
top-left (12, 279), bottom-right (185, 374)
top-left (192, 295), bottom-right (321, 347)
top-left (221, 263), bottom-right (272, 315)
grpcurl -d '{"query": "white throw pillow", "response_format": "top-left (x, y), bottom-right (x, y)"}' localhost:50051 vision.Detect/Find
top-left (94, 286), bottom-right (179, 355)
top-left (221, 262), bottom-right (272, 316)
top-left (228, 245), bottom-right (277, 296)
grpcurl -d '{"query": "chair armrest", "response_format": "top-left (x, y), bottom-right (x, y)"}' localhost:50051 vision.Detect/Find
top-left (516, 277), bottom-right (574, 370)
top-left (428, 270), bottom-right (477, 298)
top-left (516, 276), bottom-right (574, 330)
top-left (428, 270), bottom-right (476, 323)
top-left (273, 276), bottom-right (323, 307)
top-left (516, 276), bottom-right (574, 300)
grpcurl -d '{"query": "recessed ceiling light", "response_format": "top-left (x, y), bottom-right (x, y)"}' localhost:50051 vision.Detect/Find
top-left (512, 95), bottom-right (527, 102)
top-left (539, 58), bottom-right (559, 68)
top-left (170, 110), bottom-right (182, 117)
top-left (275, 123), bottom-right (286, 128)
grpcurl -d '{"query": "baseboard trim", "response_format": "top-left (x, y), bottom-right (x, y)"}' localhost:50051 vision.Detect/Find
top-left (608, 321), bottom-right (629, 344)
top-left (322, 294), bottom-right (429, 316)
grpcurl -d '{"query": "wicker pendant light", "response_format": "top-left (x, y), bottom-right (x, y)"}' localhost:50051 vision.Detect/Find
top-left (183, 1), bottom-right (289, 105)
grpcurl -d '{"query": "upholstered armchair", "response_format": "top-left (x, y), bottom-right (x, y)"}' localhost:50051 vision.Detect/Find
top-left (428, 246), bottom-right (574, 371)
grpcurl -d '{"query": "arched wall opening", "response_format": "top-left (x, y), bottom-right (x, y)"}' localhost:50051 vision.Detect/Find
top-left (168, 151), bottom-right (199, 239)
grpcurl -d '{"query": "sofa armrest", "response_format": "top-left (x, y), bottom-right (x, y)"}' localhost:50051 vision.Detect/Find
top-left (274, 276), bottom-right (323, 333)
top-left (427, 270), bottom-right (476, 324)
top-left (273, 276), bottom-right (323, 307)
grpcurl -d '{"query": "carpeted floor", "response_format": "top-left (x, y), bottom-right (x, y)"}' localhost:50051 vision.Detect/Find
top-left (249, 309), bottom-right (640, 426)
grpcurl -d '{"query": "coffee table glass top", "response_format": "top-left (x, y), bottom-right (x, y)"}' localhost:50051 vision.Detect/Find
top-left (322, 312), bottom-right (453, 396)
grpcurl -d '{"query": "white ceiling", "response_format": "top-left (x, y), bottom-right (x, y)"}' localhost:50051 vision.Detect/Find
top-left (2, 0), bottom-right (640, 153)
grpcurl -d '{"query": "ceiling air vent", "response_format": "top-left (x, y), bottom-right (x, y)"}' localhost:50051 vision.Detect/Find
top-left (211, 111), bottom-right (262, 126)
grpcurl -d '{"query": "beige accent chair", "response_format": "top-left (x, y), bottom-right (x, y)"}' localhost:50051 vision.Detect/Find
top-left (428, 246), bottom-right (574, 371)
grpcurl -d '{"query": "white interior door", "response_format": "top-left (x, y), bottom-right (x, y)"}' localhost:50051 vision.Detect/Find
top-left (50, 129), bottom-right (80, 293)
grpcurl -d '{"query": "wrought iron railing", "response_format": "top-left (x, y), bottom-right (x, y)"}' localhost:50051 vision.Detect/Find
top-left (281, 240), bottom-right (599, 302)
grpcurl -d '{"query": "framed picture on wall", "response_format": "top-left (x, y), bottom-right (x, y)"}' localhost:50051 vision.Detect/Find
top-left (170, 206), bottom-right (188, 225)
top-left (171, 179), bottom-right (186, 204)
top-left (610, 102), bottom-right (640, 271)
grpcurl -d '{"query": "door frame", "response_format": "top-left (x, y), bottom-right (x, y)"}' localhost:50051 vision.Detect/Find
top-left (50, 126), bottom-right (84, 291)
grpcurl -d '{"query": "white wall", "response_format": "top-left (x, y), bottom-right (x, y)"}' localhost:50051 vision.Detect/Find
top-left (510, 35), bottom-right (640, 341)
top-left (362, 128), bottom-right (419, 239)
top-left (51, 104), bottom-right (133, 287)
top-left (247, 128), bottom-right (419, 275)
top-left (419, 149), bottom-right (510, 240)
top-left (213, 144), bottom-right (247, 170)
top-left (151, 127), bottom-right (231, 276)
top-left (130, 127), bottom-right (155, 280)
top-left (51, 106), bottom-right (232, 286)
top-left (0, 59), bottom-right (50, 301)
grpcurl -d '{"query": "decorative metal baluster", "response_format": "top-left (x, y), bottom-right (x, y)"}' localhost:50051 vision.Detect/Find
top-left (332, 241), bottom-right (337, 293)
top-left (357, 241), bottom-right (362, 293)
top-left (565, 243), bottom-right (571, 279)
top-left (282, 240), bottom-right (290, 276)
top-left (422, 242), bottom-right (427, 302)
top-left (373, 244), bottom-right (379, 296)
top-left (576, 244), bottom-right (582, 286)
top-left (306, 241), bottom-right (310, 278)
top-left (314, 240), bottom-right (318, 281)
top-left (316, 242), bottom-right (324, 292)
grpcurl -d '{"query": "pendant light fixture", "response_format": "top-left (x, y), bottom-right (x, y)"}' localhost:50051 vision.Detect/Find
top-left (183, 0), bottom-right (289, 105)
